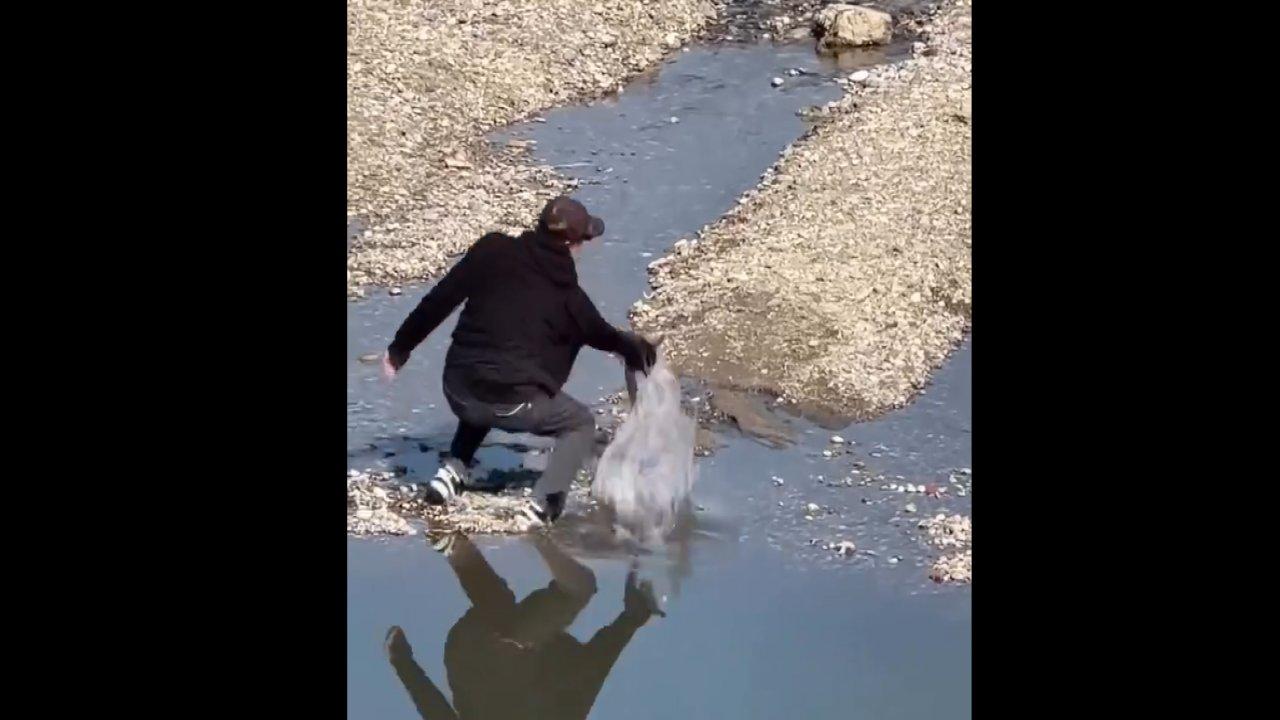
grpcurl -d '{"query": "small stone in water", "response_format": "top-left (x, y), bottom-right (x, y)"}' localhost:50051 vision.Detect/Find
top-left (806, 503), bottom-right (821, 514)
top-left (389, 287), bottom-right (403, 296)
top-left (831, 435), bottom-right (845, 444)
top-left (904, 503), bottom-right (917, 514)
top-left (669, 116), bottom-right (680, 124)
top-left (887, 556), bottom-right (901, 565)
top-left (849, 70), bottom-right (870, 83)
top-left (771, 77), bottom-right (784, 87)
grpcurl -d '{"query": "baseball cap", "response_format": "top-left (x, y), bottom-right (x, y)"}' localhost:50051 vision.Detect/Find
top-left (539, 196), bottom-right (605, 240)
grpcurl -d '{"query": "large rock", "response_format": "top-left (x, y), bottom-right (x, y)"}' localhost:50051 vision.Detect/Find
top-left (815, 4), bottom-right (893, 52)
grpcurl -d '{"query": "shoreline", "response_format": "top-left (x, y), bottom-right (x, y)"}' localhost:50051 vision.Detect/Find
top-left (345, 1), bottom-right (930, 298)
top-left (632, 0), bottom-right (971, 420)
top-left (347, 0), bottom-right (717, 296)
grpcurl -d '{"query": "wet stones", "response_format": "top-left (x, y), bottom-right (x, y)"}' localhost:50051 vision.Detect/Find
top-left (347, 465), bottom-right (595, 537)
top-left (930, 549), bottom-right (971, 583)
top-left (919, 512), bottom-right (972, 584)
top-left (348, 469), bottom-right (417, 536)
top-left (830, 540), bottom-right (857, 556)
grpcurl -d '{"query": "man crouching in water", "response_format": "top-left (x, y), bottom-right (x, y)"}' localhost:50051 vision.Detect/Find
top-left (383, 196), bottom-right (656, 526)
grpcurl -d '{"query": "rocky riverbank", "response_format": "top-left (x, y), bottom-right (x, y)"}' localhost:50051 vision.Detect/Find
top-left (347, 0), bottom-right (716, 295)
top-left (348, 468), bottom-right (595, 535)
top-left (632, 0), bottom-right (971, 420)
top-left (920, 512), bottom-right (972, 583)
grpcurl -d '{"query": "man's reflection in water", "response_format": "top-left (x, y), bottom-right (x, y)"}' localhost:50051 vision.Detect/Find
top-left (386, 532), bottom-right (664, 720)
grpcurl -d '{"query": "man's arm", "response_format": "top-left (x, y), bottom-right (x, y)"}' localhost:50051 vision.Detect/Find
top-left (569, 289), bottom-right (656, 374)
top-left (385, 627), bottom-right (459, 720)
top-left (563, 569), bottom-right (662, 717)
top-left (386, 235), bottom-right (494, 369)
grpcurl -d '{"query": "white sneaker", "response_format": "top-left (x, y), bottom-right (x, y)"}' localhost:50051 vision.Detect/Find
top-left (425, 458), bottom-right (468, 506)
top-left (519, 493), bottom-right (565, 528)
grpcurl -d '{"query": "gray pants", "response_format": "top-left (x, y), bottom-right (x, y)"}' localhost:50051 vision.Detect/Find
top-left (443, 372), bottom-right (596, 500)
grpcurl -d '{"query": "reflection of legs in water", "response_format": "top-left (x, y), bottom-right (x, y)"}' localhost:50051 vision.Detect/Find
top-left (530, 533), bottom-right (598, 598)
top-left (505, 535), bottom-right (598, 645)
top-left (443, 533), bottom-right (518, 627)
top-left (385, 626), bottom-right (459, 720)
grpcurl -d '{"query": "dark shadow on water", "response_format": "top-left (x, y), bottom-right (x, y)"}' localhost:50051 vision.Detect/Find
top-left (385, 533), bottom-right (664, 720)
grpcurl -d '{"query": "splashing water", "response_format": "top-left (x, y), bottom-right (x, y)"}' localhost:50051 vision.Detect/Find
top-left (592, 355), bottom-right (697, 545)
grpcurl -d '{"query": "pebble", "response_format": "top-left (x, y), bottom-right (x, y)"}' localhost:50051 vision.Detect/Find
top-left (887, 556), bottom-right (901, 565)
top-left (772, 476), bottom-right (785, 486)
top-left (830, 435), bottom-right (845, 444)
top-left (849, 70), bottom-right (870, 83)
top-left (904, 502), bottom-right (917, 514)
top-left (806, 503), bottom-right (822, 514)
top-left (832, 540), bottom-right (857, 556)
top-left (669, 116), bottom-right (680, 124)
top-left (772, 77), bottom-right (784, 87)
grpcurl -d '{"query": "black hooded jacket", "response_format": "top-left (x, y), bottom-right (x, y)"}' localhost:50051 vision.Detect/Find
top-left (388, 229), bottom-right (645, 402)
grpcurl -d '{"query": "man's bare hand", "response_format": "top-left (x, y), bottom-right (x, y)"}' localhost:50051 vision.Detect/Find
top-left (382, 351), bottom-right (400, 380)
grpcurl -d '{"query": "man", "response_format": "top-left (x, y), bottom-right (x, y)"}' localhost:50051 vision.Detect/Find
top-left (383, 196), bottom-right (656, 526)
top-left (384, 532), bottom-right (663, 720)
